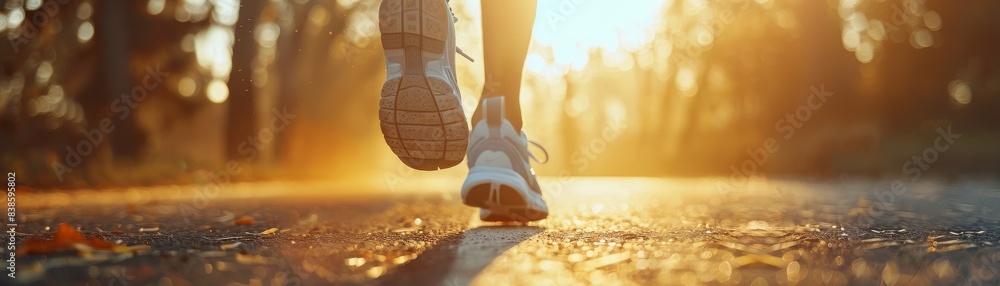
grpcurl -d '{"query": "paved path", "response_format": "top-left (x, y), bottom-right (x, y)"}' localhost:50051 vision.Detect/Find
top-left (10, 177), bottom-right (1000, 285)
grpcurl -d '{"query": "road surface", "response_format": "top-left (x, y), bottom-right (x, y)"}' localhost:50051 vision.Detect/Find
top-left (10, 176), bottom-right (1000, 285)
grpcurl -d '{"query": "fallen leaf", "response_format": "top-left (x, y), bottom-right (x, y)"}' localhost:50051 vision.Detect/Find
top-left (19, 222), bottom-right (117, 256)
top-left (234, 216), bottom-right (255, 226)
top-left (260, 228), bottom-right (278, 235)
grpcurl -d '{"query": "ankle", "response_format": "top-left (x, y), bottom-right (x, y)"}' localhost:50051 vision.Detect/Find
top-left (471, 102), bottom-right (524, 132)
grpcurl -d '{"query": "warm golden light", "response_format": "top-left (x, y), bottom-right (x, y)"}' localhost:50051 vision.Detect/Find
top-left (526, 0), bottom-right (665, 74)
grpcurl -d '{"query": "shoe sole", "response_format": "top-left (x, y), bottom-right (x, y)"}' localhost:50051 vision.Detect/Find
top-left (378, 0), bottom-right (468, 171)
top-left (462, 167), bottom-right (548, 222)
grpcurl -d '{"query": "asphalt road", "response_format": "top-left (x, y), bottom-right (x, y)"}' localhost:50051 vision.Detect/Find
top-left (10, 176), bottom-right (1000, 285)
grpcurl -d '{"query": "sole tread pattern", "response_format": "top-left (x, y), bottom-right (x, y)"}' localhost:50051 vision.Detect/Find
top-left (379, 0), bottom-right (467, 170)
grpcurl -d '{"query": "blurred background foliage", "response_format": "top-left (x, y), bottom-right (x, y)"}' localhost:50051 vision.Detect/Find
top-left (0, 0), bottom-right (998, 188)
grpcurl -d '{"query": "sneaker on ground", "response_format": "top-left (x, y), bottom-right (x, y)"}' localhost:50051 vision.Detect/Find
top-left (461, 96), bottom-right (549, 222)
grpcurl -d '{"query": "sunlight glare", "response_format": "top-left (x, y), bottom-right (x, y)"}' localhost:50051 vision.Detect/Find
top-left (211, 0), bottom-right (239, 25)
top-left (533, 0), bottom-right (664, 68)
top-left (525, 53), bottom-right (546, 74)
top-left (195, 25), bottom-right (234, 78)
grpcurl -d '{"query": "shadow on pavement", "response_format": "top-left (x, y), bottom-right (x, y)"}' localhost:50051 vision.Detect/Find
top-left (377, 225), bottom-right (544, 285)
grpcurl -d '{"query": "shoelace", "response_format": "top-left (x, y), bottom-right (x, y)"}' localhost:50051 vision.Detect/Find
top-left (457, 48), bottom-right (475, 62)
top-left (446, 1), bottom-right (476, 62)
top-left (528, 140), bottom-right (549, 164)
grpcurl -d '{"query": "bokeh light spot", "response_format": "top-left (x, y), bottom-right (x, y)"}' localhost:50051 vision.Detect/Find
top-left (842, 29), bottom-right (860, 51)
top-left (855, 41), bottom-right (874, 63)
top-left (924, 11), bottom-right (942, 31)
top-left (147, 0), bottom-right (166, 15)
top-left (207, 79), bottom-right (229, 103)
top-left (0, 15), bottom-right (8, 32)
top-left (910, 29), bottom-right (933, 49)
top-left (77, 22), bottom-right (94, 43)
top-left (77, 3), bottom-right (93, 20)
top-left (9, 8), bottom-right (25, 27)
top-left (255, 23), bottom-right (281, 49)
top-left (948, 80), bottom-right (972, 106)
top-left (178, 77), bottom-right (196, 97)
top-left (525, 54), bottom-right (546, 74)
top-left (35, 62), bottom-right (54, 84)
top-left (867, 20), bottom-right (885, 41)
top-left (26, 0), bottom-right (42, 11)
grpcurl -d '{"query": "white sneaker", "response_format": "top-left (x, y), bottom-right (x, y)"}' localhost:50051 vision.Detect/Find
top-left (378, 0), bottom-right (467, 170)
top-left (461, 97), bottom-right (549, 222)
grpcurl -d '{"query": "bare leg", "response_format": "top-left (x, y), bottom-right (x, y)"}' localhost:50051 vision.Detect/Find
top-left (471, 0), bottom-right (537, 131)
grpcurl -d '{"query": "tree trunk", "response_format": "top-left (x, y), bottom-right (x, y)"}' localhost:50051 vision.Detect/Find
top-left (96, 0), bottom-right (145, 163)
top-left (226, 0), bottom-right (267, 161)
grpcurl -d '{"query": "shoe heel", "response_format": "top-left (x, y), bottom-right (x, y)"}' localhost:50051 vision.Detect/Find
top-left (378, 0), bottom-right (468, 170)
top-left (461, 167), bottom-right (532, 207)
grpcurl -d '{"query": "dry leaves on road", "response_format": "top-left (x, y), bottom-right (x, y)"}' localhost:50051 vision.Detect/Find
top-left (18, 222), bottom-right (149, 256)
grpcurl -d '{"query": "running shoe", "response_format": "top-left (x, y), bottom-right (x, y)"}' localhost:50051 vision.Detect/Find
top-left (378, 0), bottom-right (468, 170)
top-left (461, 96), bottom-right (549, 222)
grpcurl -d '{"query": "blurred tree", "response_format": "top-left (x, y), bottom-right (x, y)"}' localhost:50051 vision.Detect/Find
top-left (94, 0), bottom-right (146, 162)
top-left (226, 0), bottom-right (266, 162)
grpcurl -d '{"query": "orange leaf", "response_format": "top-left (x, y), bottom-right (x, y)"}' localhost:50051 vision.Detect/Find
top-left (18, 237), bottom-right (54, 256)
top-left (53, 222), bottom-right (86, 248)
top-left (18, 222), bottom-right (119, 256)
top-left (234, 216), bottom-right (255, 226)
